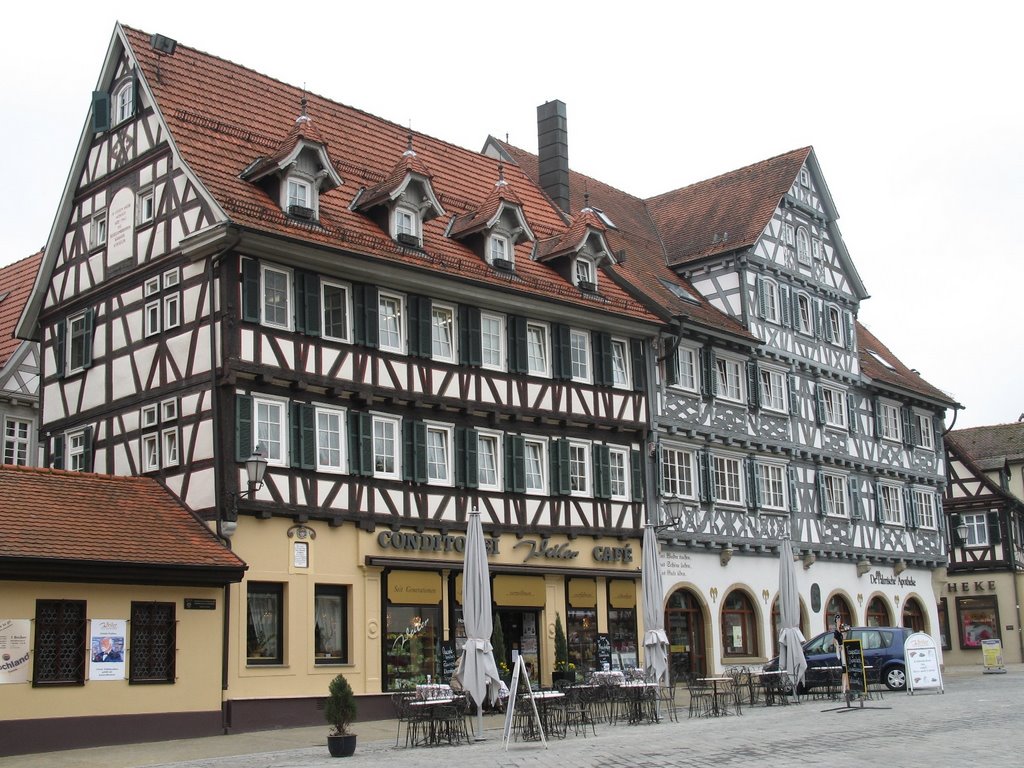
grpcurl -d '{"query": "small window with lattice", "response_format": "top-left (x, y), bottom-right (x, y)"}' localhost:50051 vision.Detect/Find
top-left (129, 601), bottom-right (177, 683)
top-left (32, 600), bottom-right (86, 686)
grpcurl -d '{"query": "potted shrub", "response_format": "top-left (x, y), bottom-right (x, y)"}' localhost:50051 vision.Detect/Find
top-left (325, 673), bottom-right (357, 757)
top-left (552, 613), bottom-right (575, 685)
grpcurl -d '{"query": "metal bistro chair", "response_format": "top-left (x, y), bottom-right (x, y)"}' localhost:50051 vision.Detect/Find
top-left (564, 686), bottom-right (598, 737)
top-left (686, 678), bottom-right (714, 719)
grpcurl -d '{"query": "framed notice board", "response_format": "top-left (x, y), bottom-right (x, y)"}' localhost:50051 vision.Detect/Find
top-left (843, 638), bottom-right (867, 695)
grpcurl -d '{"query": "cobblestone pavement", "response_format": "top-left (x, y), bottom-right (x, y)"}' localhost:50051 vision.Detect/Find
top-left (3, 667), bottom-right (1021, 768)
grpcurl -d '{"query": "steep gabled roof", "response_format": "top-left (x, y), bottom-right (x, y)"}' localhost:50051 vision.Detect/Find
top-left (856, 321), bottom-right (958, 407)
top-left (0, 465), bottom-right (246, 584)
top-left (0, 252), bottom-right (42, 367)
top-left (448, 171), bottom-right (532, 240)
top-left (944, 434), bottom-right (1023, 507)
top-left (647, 147), bottom-right (812, 266)
top-left (948, 422), bottom-right (1024, 470)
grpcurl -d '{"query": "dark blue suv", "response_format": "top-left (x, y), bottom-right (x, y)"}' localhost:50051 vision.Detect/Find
top-left (766, 626), bottom-right (911, 691)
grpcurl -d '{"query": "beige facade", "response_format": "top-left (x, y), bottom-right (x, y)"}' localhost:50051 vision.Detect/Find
top-left (933, 570), bottom-right (1024, 666)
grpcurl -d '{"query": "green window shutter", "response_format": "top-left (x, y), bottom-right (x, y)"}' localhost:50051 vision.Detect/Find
top-left (290, 403), bottom-right (315, 470)
top-left (815, 383), bottom-right (826, 425)
top-left (82, 309), bottom-right (94, 370)
top-left (294, 270), bottom-right (321, 336)
top-left (906, 487), bottom-right (918, 528)
top-left (459, 305), bottom-right (482, 366)
top-left (747, 361), bottom-right (760, 409)
top-left (415, 295), bottom-right (433, 357)
top-left (353, 284), bottom-right (379, 348)
top-left (654, 443), bottom-right (664, 495)
top-left (987, 511), bottom-right (1002, 544)
top-left (788, 372), bottom-right (800, 416)
top-left (551, 323), bottom-right (572, 380)
top-left (872, 398), bottom-right (882, 437)
top-left (505, 435), bottom-right (525, 493)
top-left (849, 477), bottom-right (862, 520)
top-left (824, 305), bottom-right (835, 343)
top-left (813, 300), bottom-right (823, 339)
top-left (630, 338), bottom-right (645, 392)
top-left (236, 395), bottom-right (254, 462)
top-left (348, 412), bottom-right (373, 476)
top-left (699, 347), bottom-right (711, 397)
top-left (632, 449), bottom-right (644, 501)
top-left (593, 444), bottom-right (611, 500)
top-left (756, 276), bottom-right (767, 318)
top-left (779, 284), bottom-right (792, 327)
top-left (508, 315), bottom-right (528, 373)
top-left (844, 311), bottom-right (855, 351)
top-left (56, 318), bottom-right (67, 378)
top-left (241, 258), bottom-right (261, 323)
top-left (699, 449), bottom-right (713, 503)
top-left (52, 434), bottom-right (65, 469)
top-left (847, 394), bottom-right (858, 434)
top-left (550, 439), bottom-right (571, 496)
top-left (901, 407), bottom-right (914, 447)
top-left (788, 466), bottom-right (798, 512)
top-left (465, 429), bottom-right (478, 489)
top-left (665, 344), bottom-right (679, 386)
top-left (746, 459), bottom-right (758, 510)
top-left (405, 295), bottom-right (420, 356)
top-left (91, 91), bottom-right (110, 133)
top-left (82, 426), bottom-right (94, 472)
top-left (130, 70), bottom-right (141, 118)
top-left (816, 469), bottom-right (827, 515)
top-left (791, 290), bottom-right (801, 330)
top-left (403, 420), bottom-right (427, 483)
top-left (592, 331), bottom-right (612, 387)
top-left (873, 480), bottom-right (883, 526)
top-left (456, 427), bottom-right (479, 489)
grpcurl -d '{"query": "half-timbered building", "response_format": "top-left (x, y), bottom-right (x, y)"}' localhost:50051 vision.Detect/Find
top-left (941, 425), bottom-right (1024, 665)
top-left (1, 252), bottom-right (43, 468)
top-left (488, 105), bottom-right (958, 680)
top-left (15, 25), bottom-right (668, 731)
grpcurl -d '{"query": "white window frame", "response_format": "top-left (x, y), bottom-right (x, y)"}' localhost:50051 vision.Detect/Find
top-left (715, 355), bottom-right (743, 403)
top-left (141, 404), bottom-right (159, 428)
top-left (489, 234), bottom-right (510, 265)
top-left (914, 489), bottom-right (936, 529)
top-left (763, 278), bottom-right (779, 323)
top-left (757, 462), bottom-right (787, 511)
top-left (480, 311), bottom-right (506, 372)
top-left (822, 472), bottom-right (848, 518)
top-left (760, 367), bottom-right (787, 413)
top-left (610, 338), bottom-right (630, 389)
top-left (161, 427), bottom-right (179, 468)
top-left (162, 269), bottom-right (180, 289)
top-left (142, 433), bottom-right (160, 472)
top-left (608, 446), bottom-right (629, 501)
top-left (315, 406), bottom-right (347, 474)
top-left (372, 414), bottom-right (401, 480)
top-left (144, 276), bottom-right (160, 297)
top-left (569, 329), bottom-right (591, 383)
top-left (287, 177), bottom-right (311, 210)
top-left (915, 412), bottom-right (934, 450)
top-left (138, 188), bottom-right (155, 225)
top-left (526, 321), bottom-right (550, 377)
top-left (799, 167), bottom-right (811, 187)
top-left (91, 211), bottom-right (107, 248)
top-left (797, 293), bottom-right (812, 335)
top-left (822, 386), bottom-right (848, 430)
top-left (877, 483), bottom-right (904, 525)
top-left (476, 429), bottom-right (502, 491)
top-left (568, 440), bottom-right (591, 497)
top-left (661, 445), bottom-right (696, 499)
top-left (394, 205), bottom-right (419, 239)
top-left (523, 436), bottom-right (548, 495)
top-left (961, 512), bottom-right (988, 547)
top-left (713, 454), bottom-right (744, 506)
top-left (144, 300), bottom-right (161, 337)
top-left (115, 81), bottom-right (134, 124)
top-left (796, 227), bottom-right (811, 265)
top-left (67, 429), bottom-right (88, 472)
top-left (164, 293), bottom-right (181, 331)
top-left (827, 305), bottom-right (843, 346)
top-left (430, 302), bottom-right (457, 363)
top-left (878, 400), bottom-right (901, 442)
top-left (66, 311), bottom-right (90, 375)
top-left (673, 345), bottom-right (698, 393)
top-left (321, 279), bottom-right (351, 343)
top-left (261, 264), bottom-right (293, 330)
top-left (783, 223), bottom-right (795, 247)
top-left (575, 257), bottom-right (595, 289)
top-left (254, 395), bottom-right (288, 466)
top-left (161, 398), bottom-right (178, 422)
top-left (3, 417), bottom-right (32, 466)
top-left (812, 238), bottom-right (821, 260)
top-left (424, 422), bottom-right (454, 487)
top-left (377, 291), bottom-right (405, 353)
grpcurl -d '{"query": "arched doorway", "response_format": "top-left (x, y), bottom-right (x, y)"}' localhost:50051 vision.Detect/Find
top-left (826, 593), bottom-right (854, 629)
top-left (866, 596), bottom-right (891, 627)
top-left (665, 588), bottom-right (706, 682)
top-left (902, 597), bottom-right (926, 632)
top-left (722, 589), bottom-right (758, 657)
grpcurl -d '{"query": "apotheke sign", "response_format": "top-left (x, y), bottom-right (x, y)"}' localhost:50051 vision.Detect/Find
top-left (376, 531), bottom-right (634, 566)
top-left (869, 570), bottom-right (917, 587)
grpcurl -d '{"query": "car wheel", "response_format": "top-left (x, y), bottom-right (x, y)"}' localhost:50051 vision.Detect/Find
top-left (885, 666), bottom-right (906, 691)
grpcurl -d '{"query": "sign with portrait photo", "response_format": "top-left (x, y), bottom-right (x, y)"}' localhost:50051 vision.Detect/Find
top-left (90, 619), bottom-right (126, 681)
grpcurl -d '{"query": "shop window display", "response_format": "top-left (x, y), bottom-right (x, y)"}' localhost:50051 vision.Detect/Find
top-left (385, 605), bottom-right (440, 690)
top-left (956, 596), bottom-right (999, 649)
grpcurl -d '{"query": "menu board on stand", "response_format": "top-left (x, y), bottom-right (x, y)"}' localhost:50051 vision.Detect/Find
top-left (904, 632), bottom-right (944, 693)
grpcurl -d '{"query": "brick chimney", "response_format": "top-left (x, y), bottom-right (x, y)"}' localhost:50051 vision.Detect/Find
top-left (537, 100), bottom-right (570, 214)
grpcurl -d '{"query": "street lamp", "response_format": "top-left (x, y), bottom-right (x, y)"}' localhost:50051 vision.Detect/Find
top-left (954, 517), bottom-right (969, 545)
top-left (223, 445), bottom-right (269, 538)
top-left (655, 500), bottom-right (685, 532)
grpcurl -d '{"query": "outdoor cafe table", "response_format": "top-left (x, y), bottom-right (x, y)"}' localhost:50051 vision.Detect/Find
top-left (617, 681), bottom-right (660, 724)
top-left (516, 690), bottom-right (566, 741)
top-left (416, 683), bottom-right (454, 700)
top-left (697, 677), bottom-right (734, 716)
top-left (406, 697), bottom-right (460, 746)
top-left (758, 670), bottom-right (791, 706)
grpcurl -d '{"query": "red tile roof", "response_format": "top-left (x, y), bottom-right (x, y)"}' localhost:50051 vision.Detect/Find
top-left (856, 321), bottom-right (957, 406)
top-left (449, 172), bottom-right (528, 239)
top-left (0, 465), bottom-right (246, 584)
top-left (0, 252), bottom-right (42, 368)
top-left (948, 422), bottom-right (1024, 467)
top-left (120, 26), bottom-right (659, 325)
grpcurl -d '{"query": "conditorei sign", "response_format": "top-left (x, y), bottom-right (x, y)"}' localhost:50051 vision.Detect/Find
top-left (376, 531), bottom-right (635, 567)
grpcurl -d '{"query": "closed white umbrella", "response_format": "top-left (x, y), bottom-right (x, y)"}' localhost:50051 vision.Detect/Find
top-left (642, 524), bottom-right (669, 684)
top-left (452, 509), bottom-right (501, 740)
top-left (777, 537), bottom-right (807, 702)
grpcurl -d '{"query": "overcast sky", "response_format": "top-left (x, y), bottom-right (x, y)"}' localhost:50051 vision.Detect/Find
top-left (2, 1), bottom-right (1020, 429)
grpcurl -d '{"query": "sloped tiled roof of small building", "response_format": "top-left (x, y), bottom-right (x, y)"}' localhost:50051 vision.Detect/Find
top-left (856, 321), bottom-right (957, 406)
top-left (948, 422), bottom-right (1024, 468)
top-left (0, 252), bottom-right (42, 367)
top-left (0, 465), bottom-right (246, 584)
top-left (121, 26), bottom-right (658, 325)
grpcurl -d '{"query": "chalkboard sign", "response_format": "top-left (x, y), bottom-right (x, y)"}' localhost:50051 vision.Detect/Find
top-left (440, 641), bottom-right (457, 683)
top-left (843, 638), bottom-right (867, 695)
top-left (596, 633), bottom-right (611, 671)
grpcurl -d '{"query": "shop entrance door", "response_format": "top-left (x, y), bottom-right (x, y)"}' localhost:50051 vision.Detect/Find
top-left (497, 609), bottom-right (541, 682)
top-left (666, 588), bottom-right (705, 682)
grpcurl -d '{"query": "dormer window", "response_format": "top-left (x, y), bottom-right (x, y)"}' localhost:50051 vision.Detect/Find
top-left (288, 179), bottom-right (310, 209)
top-left (575, 257), bottom-right (597, 292)
top-left (490, 234), bottom-right (509, 264)
top-left (115, 81), bottom-right (134, 124)
top-left (394, 206), bottom-right (420, 246)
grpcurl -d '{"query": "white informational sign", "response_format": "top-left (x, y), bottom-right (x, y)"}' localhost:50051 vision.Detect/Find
top-left (904, 632), bottom-right (943, 694)
top-left (501, 655), bottom-right (546, 751)
top-left (981, 639), bottom-right (1006, 673)
top-left (0, 619), bottom-right (32, 684)
top-left (106, 187), bottom-right (135, 267)
top-left (90, 619), bottom-right (127, 681)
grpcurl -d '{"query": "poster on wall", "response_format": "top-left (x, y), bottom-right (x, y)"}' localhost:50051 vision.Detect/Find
top-left (0, 619), bottom-right (31, 684)
top-left (90, 619), bottom-right (127, 681)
